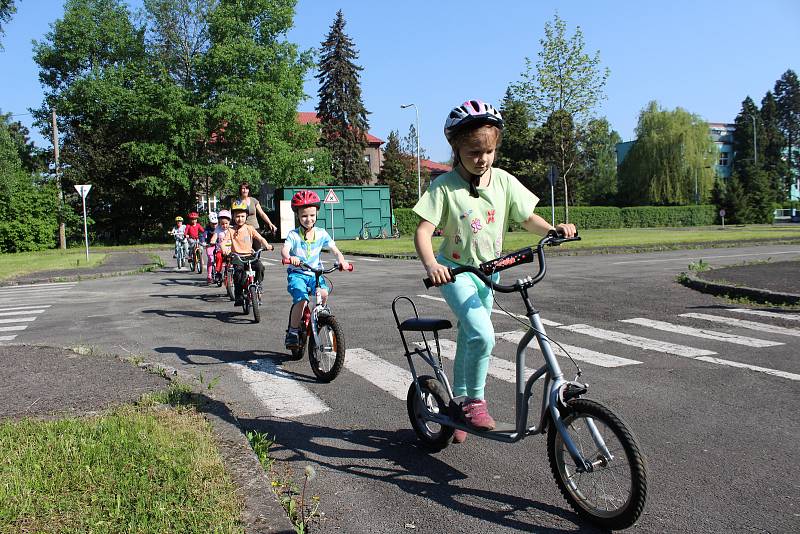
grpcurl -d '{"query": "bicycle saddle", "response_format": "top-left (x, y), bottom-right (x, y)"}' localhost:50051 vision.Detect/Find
top-left (398, 318), bottom-right (452, 332)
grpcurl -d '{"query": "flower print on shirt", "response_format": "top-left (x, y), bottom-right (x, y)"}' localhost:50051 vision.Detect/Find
top-left (486, 209), bottom-right (496, 224)
top-left (471, 218), bottom-right (482, 234)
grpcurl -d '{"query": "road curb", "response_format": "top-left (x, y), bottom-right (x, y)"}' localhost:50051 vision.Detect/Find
top-left (128, 358), bottom-right (296, 534)
top-left (0, 265), bottom-right (161, 287)
top-left (678, 270), bottom-right (800, 305)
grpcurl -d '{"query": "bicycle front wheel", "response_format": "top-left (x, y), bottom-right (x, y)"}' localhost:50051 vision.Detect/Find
top-left (250, 286), bottom-right (261, 323)
top-left (225, 270), bottom-right (235, 300)
top-left (308, 315), bottom-right (345, 382)
top-left (195, 250), bottom-right (203, 274)
top-left (547, 398), bottom-right (648, 530)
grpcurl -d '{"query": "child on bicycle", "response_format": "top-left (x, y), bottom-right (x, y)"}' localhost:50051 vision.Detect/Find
top-left (184, 211), bottom-right (204, 257)
top-left (213, 209), bottom-right (233, 276)
top-left (168, 216), bottom-right (187, 261)
top-left (413, 99), bottom-right (576, 443)
top-left (212, 201), bottom-right (273, 306)
top-left (202, 212), bottom-right (219, 284)
top-left (281, 190), bottom-right (350, 349)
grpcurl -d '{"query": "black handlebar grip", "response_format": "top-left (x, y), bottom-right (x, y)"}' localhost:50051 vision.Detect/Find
top-left (422, 266), bottom-right (454, 289)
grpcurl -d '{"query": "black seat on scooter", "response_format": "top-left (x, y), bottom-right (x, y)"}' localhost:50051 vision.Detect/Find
top-left (399, 317), bottom-right (452, 332)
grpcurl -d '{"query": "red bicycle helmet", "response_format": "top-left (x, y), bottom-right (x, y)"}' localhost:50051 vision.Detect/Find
top-left (291, 190), bottom-right (321, 212)
top-left (188, 211), bottom-right (199, 219)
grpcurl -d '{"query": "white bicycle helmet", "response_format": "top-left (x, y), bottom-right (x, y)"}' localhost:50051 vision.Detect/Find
top-left (444, 99), bottom-right (504, 142)
top-left (208, 212), bottom-right (218, 224)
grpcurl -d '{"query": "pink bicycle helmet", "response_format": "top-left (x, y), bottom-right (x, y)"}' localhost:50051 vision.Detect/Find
top-left (291, 190), bottom-right (321, 212)
top-left (444, 99), bottom-right (504, 142)
top-left (217, 209), bottom-right (232, 220)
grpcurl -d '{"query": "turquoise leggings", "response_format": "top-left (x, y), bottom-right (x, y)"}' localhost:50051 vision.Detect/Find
top-left (438, 258), bottom-right (498, 400)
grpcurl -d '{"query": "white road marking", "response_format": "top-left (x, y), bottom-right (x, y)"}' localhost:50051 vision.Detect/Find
top-left (344, 348), bottom-right (412, 400)
top-left (0, 281), bottom-right (76, 289)
top-left (558, 324), bottom-right (716, 357)
top-left (611, 250), bottom-right (800, 265)
top-left (729, 308), bottom-right (800, 321)
top-left (0, 305), bottom-right (51, 312)
top-left (344, 257), bottom-right (381, 262)
top-left (415, 294), bottom-right (561, 327)
top-left (0, 325), bottom-right (27, 332)
top-left (230, 359), bottom-right (329, 418)
top-left (0, 288), bottom-right (74, 297)
top-left (0, 317), bottom-right (38, 324)
top-left (0, 309), bottom-right (46, 317)
top-left (620, 318), bottom-right (783, 348)
top-left (679, 313), bottom-right (800, 338)
top-left (414, 338), bottom-right (532, 383)
top-left (695, 356), bottom-right (800, 382)
top-left (496, 330), bottom-right (642, 368)
top-left (0, 335), bottom-right (17, 341)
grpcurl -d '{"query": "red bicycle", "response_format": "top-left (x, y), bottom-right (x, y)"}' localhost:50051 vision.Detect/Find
top-left (281, 259), bottom-right (353, 382)
top-left (232, 249), bottom-right (265, 323)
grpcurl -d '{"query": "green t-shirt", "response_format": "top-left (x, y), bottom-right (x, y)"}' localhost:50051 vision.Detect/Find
top-left (413, 168), bottom-right (539, 266)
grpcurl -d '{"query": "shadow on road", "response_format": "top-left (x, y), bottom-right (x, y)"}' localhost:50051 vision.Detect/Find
top-left (142, 308), bottom-right (253, 324)
top-left (238, 416), bottom-right (604, 533)
top-left (154, 345), bottom-right (290, 366)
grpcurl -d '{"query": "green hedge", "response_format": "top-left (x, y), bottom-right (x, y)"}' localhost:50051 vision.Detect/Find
top-left (398, 205), bottom-right (719, 234)
top-left (394, 208), bottom-right (420, 236)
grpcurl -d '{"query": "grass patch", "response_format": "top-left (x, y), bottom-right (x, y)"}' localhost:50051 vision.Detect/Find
top-left (336, 225), bottom-right (800, 256)
top-left (247, 431), bottom-right (321, 534)
top-left (0, 249), bottom-right (107, 281)
top-left (0, 398), bottom-right (242, 532)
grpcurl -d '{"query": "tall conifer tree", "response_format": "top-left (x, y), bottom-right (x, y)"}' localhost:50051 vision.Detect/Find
top-left (377, 130), bottom-right (416, 208)
top-left (316, 10), bottom-right (371, 184)
top-left (760, 91), bottom-right (788, 201)
top-left (774, 69), bottom-right (800, 183)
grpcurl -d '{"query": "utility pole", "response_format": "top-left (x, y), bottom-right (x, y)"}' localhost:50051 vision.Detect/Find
top-left (52, 109), bottom-right (66, 249)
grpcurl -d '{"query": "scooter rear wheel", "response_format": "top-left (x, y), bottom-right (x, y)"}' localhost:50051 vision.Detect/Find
top-left (407, 376), bottom-right (454, 452)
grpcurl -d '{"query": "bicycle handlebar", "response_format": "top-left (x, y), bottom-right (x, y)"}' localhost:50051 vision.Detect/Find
top-left (231, 249), bottom-right (265, 262)
top-left (281, 258), bottom-right (354, 273)
top-left (423, 230), bottom-right (580, 291)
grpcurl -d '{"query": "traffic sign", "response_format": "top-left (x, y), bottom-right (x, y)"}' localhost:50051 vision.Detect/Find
top-left (719, 209), bottom-right (726, 217)
top-left (74, 184), bottom-right (92, 198)
top-left (324, 189), bottom-right (339, 204)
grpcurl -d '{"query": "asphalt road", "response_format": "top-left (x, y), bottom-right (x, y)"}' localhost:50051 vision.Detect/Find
top-left (2, 244), bottom-right (799, 533)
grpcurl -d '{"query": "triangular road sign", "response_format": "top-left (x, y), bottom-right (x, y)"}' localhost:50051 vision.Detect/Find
top-left (324, 189), bottom-right (339, 204)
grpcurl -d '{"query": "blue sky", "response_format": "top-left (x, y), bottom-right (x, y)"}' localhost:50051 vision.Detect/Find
top-left (1, 0), bottom-right (799, 163)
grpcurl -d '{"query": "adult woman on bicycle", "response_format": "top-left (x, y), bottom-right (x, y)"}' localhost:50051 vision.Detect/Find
top-left (235, 181), bottom-right (278, 235)
top-left (413, 99), bottom-right (575, 443)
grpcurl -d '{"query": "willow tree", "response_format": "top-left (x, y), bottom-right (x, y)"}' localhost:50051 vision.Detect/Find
top-left (618, 101), bottom-right (716, 206)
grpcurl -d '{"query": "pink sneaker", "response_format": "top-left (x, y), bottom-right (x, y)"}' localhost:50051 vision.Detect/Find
top-left (452, 429), bottom-right (467, 443)
top-left (461, 399), bottom-right (495, 431)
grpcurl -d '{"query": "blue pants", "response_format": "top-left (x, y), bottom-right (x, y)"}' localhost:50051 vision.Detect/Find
top-left (287, 271), bottom-right (329, 304)
top-left (438, 257), bottom-right (498, 400)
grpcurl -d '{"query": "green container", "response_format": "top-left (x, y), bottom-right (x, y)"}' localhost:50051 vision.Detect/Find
top-left (277, 185), bottom-right (392, 240)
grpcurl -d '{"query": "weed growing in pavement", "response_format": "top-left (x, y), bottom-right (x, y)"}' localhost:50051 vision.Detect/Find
top-left (246, 430), bottom-right (322, 533)
top-left (718, 293), bottom-right (800, 309)
top-left (687, 259), bottom-right (711, 272)
top-left (198, 372), bottom-right (221, 391)
top-left (137, 382), bottom-right (194, 407)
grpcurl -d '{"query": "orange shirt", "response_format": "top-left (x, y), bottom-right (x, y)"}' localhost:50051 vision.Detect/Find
top-left (221, 224), bottom-right (260, 254)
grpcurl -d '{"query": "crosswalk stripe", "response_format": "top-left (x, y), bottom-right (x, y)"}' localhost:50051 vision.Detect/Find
top-left (496, 330), bottom-right (642, 368)
top-left (229, 359), bottom-right (329, 418)
top-left (0, 309), bottom-right (46, 317)
top-left (695, 356), bottom-right (800, 382)
top-left (345, 348), bottom-right (412, 400)
top-left (728, 308), bottom-right (800, 321)
top-left (620, 318), bottom-right (783, 348)
top-left (679, 313), bottom-right (800, 338)
top-left (0, 305), bottom-right (51, 312)
top-left (0, 317), bottom-right (38, 324)
top-left (417, 338), bottom-right (535, 382)
top-left (0, 288), bottom-right (74, 297)
top-left (415, 294), bottom-right (561, 327)
top-left (558, 324), bottom-right (716, 357)
top-left (0, 326), bottom-right (27, 332)
top-left (0, 335), bottom-right (17, 341)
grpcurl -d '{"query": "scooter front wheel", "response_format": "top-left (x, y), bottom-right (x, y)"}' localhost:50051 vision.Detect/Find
top-left (407, 376), bottom-right (454, 452)
top-left (547, 398), bottom-right (648, 530)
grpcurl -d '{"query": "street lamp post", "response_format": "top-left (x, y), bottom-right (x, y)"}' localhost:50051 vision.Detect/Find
top-left (401, 103), bottom-right (422, 199)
